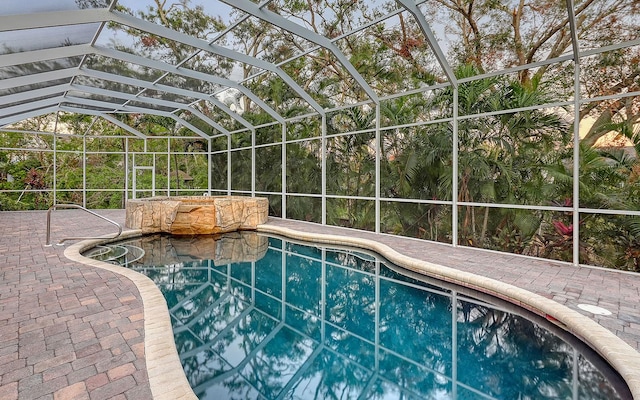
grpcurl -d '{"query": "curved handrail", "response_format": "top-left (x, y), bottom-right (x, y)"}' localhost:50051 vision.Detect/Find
top-left (46, 204), bottom-right (123, 246)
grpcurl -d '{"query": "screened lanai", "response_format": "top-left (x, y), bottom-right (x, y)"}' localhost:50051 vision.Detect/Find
top-left (1, 0), bottom-right (640, 270)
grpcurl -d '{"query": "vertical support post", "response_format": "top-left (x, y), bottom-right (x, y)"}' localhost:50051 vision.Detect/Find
top-left (152, 154), bottom-right (156, 197)
top-left (207, 137), bottom-right (212, 195)
top-left (321, 114), bottom-right (327, 225)
top-left (124, 137), bottom-right (129, 205)
top-left (82, 135), bottom-right (87, 208)
top-left (53, 132), bottom-right (57, 205)
top-left (375, 103), bottom-right (381, 233)
top-left (282, 123), bottom-right (287, 219)
top-left (132, 152), bottom-right (136, 200)
top-left (566, 0), bottom-right (581, 266)
top-left (167, 138), bottom-right (171, 196)
top-left (227, 135), bottom-right (232, 195)
top-left (52, 112), bottom-right (59, 206)
top-left (252, 129), bottom-right (256, 197)
top-left (572, 68), bottom-right (581, 266)
top-left (452, 86), bottom-right (459, 247)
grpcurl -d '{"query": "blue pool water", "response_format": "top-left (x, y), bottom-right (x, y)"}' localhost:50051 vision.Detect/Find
top-left (87, 232), bottom-right (631, 400)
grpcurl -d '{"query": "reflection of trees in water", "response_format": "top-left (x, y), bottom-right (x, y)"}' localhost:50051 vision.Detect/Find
top-left (376, 349), bottom-right (451, 398)
top-left (286, 255), bottom-right (322, 315)
top-left (238, 329), bottom-right (314, 398)
top-left (457, 301), bottom-right (619, 399)
top-left (379, 280), bottom-right (453, 376)
top-left (577, 354), bottom-right (620, 399)
top-left (285, 350), bottom-right (371, 399)
top-left (123, 236), bottom-right (624, 399)
top-left (326, 264), bottom-right (376, 341)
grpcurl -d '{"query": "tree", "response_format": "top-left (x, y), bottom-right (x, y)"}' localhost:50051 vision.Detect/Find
top-left (326, 107), bottom-right (377, 230)
top-left (431, 0), bottom-right (640, 145)
top-left (387, 65), bottom-right (569, 251)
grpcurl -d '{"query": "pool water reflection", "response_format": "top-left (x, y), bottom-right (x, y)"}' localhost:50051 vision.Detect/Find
top-left (94, 233), bottom-right (630, 399)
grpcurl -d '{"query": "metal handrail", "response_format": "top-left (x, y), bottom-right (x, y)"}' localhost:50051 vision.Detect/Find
top-left (45, 204), bottom-right (123, 246)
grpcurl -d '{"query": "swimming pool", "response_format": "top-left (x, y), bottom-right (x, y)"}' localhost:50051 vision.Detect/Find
top-left (85, 232), bottom-right (631, 399)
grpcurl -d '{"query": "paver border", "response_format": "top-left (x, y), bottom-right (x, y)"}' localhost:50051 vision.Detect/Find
top-left (64, 224), bottom-right (640, 399)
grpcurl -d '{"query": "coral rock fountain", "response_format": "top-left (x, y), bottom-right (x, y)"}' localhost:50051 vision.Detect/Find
top-left (125, 196), bottom-right (269, 235)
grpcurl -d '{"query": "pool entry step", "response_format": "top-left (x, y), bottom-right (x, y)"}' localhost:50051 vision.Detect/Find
top-left (84, 244), bottom-right (145, 266)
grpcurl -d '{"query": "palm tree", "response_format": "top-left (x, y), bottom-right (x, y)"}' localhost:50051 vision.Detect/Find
top-left (326, 107), bottom-right (377, 230)
top-left (392, 65), bottom-right (570, 251)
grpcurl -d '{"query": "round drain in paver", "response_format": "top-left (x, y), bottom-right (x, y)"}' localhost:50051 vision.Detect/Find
top-left (577, 304), bottom-right (612, 315)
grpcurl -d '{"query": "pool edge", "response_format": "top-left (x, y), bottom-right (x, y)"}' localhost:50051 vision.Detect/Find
top-left (256, 223), bottom-right (640, 400)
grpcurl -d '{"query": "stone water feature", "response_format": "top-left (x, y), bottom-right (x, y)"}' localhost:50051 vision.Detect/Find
top-left (125, 196), bottom-right (269, 235)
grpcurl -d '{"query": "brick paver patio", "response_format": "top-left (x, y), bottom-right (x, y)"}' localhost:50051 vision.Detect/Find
top-left (0, 210), bottom-right (151, 400)
top-left (1, 209), bottom-right (639, 399)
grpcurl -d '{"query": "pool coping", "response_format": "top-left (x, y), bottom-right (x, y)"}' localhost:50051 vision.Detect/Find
top-left (65, 224), bottom-right (640, 399)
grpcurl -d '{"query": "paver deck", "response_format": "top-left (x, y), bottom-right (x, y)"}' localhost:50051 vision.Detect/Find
top-left (0, 210), bottom-right (150, 400)
top-left (1, 210), bottom-right (640, 399)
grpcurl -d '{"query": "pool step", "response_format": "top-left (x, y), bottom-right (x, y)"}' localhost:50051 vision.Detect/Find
top-left (84, 243), bottom-right (145, 266)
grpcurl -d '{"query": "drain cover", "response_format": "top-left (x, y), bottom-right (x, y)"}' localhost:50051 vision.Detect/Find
top-left (577, 304), bottom-right (612, 315)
